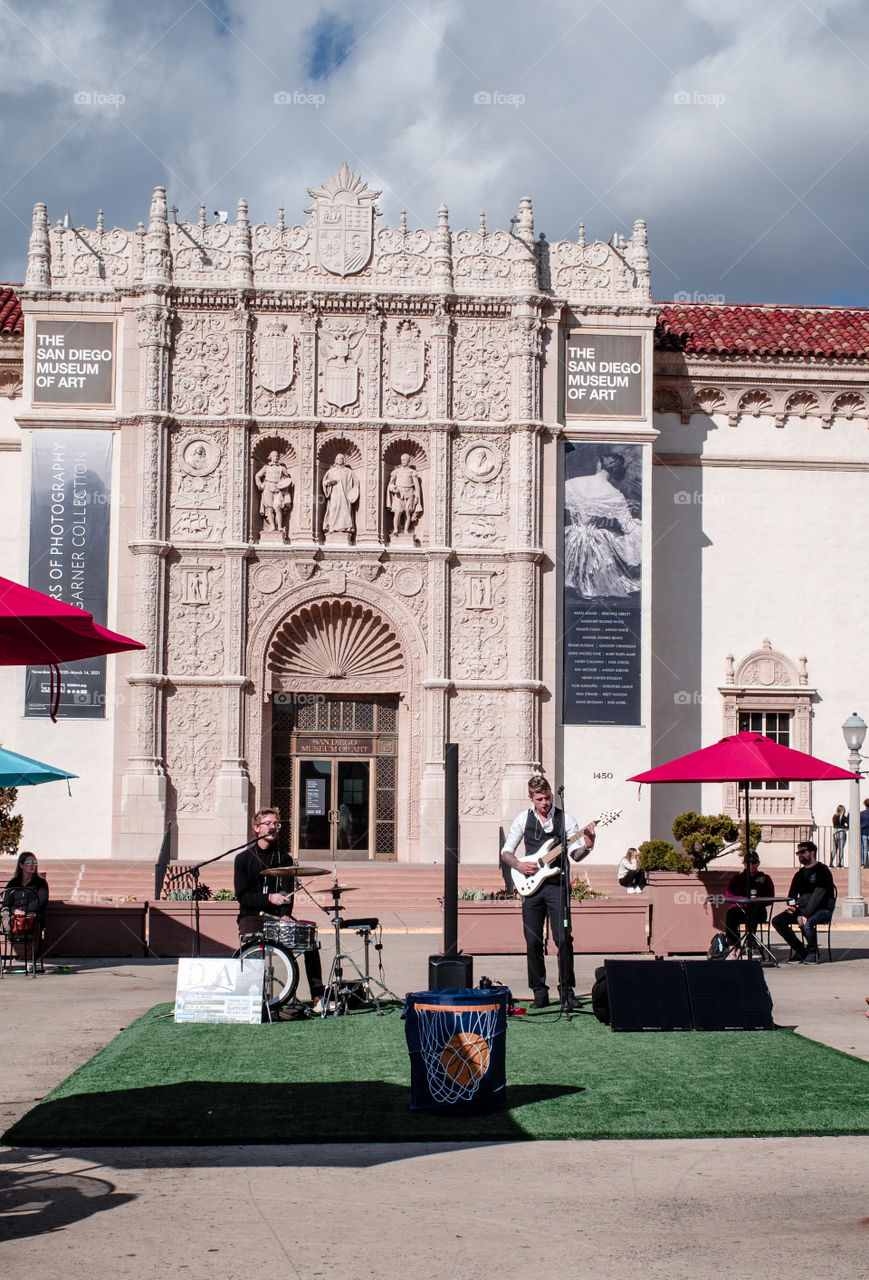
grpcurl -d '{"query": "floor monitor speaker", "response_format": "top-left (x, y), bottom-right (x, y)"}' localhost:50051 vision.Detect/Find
top-left (428, 953), bottom-right (474, 991)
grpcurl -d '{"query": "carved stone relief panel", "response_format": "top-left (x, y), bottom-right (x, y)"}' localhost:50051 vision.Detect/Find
top-left (165, 685), bottom-right (222, 814)
top-left (171, 312), bottom-right (230, 415)
top-left (452, 228), bottom-right (530, 290)
top-left (373, 224), bottom-right (433, 287)
top-left (452, 433), bottom-right (508, 547)
top-left (317, 320), bottom-right (365, 416)
top-left (48, 220), bottom-right (131, 287)
top-left (167, 559), bottom-right (225, 676)
top-left (251, 222), bottom-right (316, 285)
top-left (453, 320), bottom-right (510, 422)
top-left (382, 318), bottom-right (429, 418)
top-left (170, 430), bottom-right (227, 543)
top-left (452, 690), bottom-right (506, 816)
top-left (450, 562), bottom-right (508, 680)
top-left (252, 316), bottom-right (299, 416)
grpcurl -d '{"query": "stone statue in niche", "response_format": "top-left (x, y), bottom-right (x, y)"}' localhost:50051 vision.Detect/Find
top-left (387, 453), bottom-right (423, 538)
top-left (322, 454), bottom-right (359, 539)
top-left (255, 450), bottom-right (293, 539)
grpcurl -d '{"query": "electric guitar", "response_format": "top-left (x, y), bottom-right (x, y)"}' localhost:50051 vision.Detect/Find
top-left (510, 809), bottom-right (622, 898)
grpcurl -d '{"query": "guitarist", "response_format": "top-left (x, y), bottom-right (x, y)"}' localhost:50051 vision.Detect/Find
top-left (500, 774), bottom-right (596, 1010)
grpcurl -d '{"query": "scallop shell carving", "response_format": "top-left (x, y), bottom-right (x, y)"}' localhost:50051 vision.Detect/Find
top-left (268, 599), bottom-right (404, 680)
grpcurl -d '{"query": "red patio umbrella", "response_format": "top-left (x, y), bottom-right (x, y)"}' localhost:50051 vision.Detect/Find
top-left (629, 731), bottom-right (859, 854)
top-left (0, 575), bottom-right (145, 720)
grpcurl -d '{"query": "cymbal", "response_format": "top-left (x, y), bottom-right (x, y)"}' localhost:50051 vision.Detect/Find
top-left (259, 865), bottom-right (330, 878)
top-left (318, 885), bottom-right (361, 894)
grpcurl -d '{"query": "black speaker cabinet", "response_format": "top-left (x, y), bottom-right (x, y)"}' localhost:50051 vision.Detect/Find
top-left (683, 960), bottom-right (774, 1030)
top-left (428, 953), bottom-right (474, 990)
top-left (605, 960), bottom-right (692, 1031)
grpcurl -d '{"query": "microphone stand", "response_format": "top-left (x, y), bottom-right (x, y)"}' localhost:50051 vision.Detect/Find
top-left (557, 784), bottom-right (573, 1019)
top-left (188, 839), bottom-right (254, 958)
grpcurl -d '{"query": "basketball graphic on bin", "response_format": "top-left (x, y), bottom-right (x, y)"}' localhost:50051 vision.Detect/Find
top-left (440, 1030), bottom-right (491, 1088)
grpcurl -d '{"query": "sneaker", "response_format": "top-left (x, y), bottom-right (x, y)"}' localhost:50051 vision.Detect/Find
top-left (788, 951), bottom-right (806, 964)
top-left (801, 952), bottom-right (819, 964)
top-left (532, 990), bottom-right (549, 1008)
top-left (560, 992), bottom-right (581, 1012)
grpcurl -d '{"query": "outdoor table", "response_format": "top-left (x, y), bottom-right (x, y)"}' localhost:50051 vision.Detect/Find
top-left (726, 896), bottom-right (793, 966)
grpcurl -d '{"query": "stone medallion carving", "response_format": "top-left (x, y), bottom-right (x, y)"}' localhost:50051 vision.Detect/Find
top-left (393, 566), bottom-right (424, 597)
top-left (182, 437), bottom-right (220, 476)
top-left (306, 165), bottom-right (381, 277)
top-left (253, 563), bottom-right (283, 594)
top-left (171, 431), bottom-right (226, 542)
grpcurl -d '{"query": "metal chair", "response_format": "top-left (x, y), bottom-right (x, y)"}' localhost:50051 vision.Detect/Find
top-left (0, 917), bottom-right (43, 977)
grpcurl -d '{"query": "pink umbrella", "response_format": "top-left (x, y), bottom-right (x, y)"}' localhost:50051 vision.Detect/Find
top-left (629, 731), bottom-right (859, 853)
top-left (0, 575), bottom-right (144, 720)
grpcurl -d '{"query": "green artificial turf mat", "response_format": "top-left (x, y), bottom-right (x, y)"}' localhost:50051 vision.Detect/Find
top-left (6, 1001), bottom-right (869, 1146)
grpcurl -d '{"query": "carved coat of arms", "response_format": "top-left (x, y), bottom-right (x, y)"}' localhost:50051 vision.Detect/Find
top-left (389, 320), bottom-right (425, 396)
top-left (320, 323), bottom-right (364, 408)
top-left (306, 164), bottom-right (381, 277)
top-left (257, 321), bottom-right (295, 393)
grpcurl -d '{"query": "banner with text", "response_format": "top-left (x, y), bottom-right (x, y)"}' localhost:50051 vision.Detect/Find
top-left (32, 320), bottom-right (115, 405)
top-left (26, 430), bottom-right (114, 718)
top-left (562, 441), bottom-right (642, 725)
top-left (563, 331), bottom-right (644, 418)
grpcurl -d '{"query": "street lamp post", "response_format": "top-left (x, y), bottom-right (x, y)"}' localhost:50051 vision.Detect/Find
top-left (842, 712), bottom-right (867, 919)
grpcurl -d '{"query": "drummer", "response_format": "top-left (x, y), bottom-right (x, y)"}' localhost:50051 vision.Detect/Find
top-left (234, 808), bottom-right (325, 1009)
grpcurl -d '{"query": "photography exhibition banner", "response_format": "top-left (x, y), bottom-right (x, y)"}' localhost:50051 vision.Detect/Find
top-left (26, 430), bottom-right (114, 718)
top-left (562, 441), bottom-right (642, 725)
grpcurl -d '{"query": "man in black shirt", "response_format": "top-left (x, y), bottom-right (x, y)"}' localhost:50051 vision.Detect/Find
top-left (771, 840), bottom-right (836, 964)
top-left (234, 808), bottom-right (325, 1005)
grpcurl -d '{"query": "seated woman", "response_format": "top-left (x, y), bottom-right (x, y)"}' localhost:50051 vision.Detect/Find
top-left (1, 851), bottom-right (49, 946)
top-left (724, 852), bottom-right (774, 948)
top-left (617, 847), bottom-right (647, 893)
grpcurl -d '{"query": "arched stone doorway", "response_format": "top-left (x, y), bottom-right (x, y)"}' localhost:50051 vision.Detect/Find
top-left (248, 583), bottom-right (426, 861)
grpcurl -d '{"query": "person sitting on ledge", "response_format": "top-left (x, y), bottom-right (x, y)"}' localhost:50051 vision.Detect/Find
top-left (724, 851), bottom-right (774, 949)
top-left (771, 840), bottom-right (835, 964)
top-left (617, 847), bottom-right (646, 894)
top-left (1, 851), bottom-right (49, 952)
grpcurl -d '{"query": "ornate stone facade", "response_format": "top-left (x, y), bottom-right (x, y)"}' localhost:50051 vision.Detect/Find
top-left (17, 166), bottom-right (655, 862)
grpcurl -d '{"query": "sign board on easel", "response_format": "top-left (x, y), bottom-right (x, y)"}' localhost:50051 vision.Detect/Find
top-left (174, 956), bottom-right (264, 1023)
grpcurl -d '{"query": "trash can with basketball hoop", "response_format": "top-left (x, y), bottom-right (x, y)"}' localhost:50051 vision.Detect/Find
top-left (403, 987), bottom-right (509, 1113)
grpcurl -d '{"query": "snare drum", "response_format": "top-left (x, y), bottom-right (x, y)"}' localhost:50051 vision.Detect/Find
top-left (262, 918), bottom-right (317, 951)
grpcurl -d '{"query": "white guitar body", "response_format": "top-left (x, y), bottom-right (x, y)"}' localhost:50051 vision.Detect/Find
top-left (510, 809), bottom-right (622, 898)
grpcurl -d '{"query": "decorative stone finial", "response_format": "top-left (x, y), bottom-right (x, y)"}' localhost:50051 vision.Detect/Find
top-left (432, 203), bottom-right (453, 293)
top-left (144, 185), bottom-right (171, 286)
top-left (514, 196), bottom-right (534, 245)
top-left (25, 201), bottom-right (51, 288)
top-left (232, 197), bottom-right (253, 288)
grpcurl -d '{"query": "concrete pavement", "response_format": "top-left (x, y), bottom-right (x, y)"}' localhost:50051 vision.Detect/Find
top-left (2, 929), bottom-right (869, 1278)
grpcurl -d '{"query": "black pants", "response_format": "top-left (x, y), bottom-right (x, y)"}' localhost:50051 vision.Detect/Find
top-left (618, 869), bottom-right (647, 890)
top-left (521, 879), bottom-right (575, 996)
top-left (724, 903), bottom-right (767, 947)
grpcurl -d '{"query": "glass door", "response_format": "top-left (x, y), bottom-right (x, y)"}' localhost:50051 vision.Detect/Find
top-left (296, 758), bottom-right (371, 857)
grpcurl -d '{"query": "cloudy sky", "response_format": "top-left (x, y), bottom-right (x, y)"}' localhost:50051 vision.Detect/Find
top-left (1, 0), bottom-right (868, 306)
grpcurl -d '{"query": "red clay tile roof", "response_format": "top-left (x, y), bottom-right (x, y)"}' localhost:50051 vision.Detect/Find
top-left (656, 302), bottom-right (869, 361)
top-left (0, 286), bottom-right (23, 335)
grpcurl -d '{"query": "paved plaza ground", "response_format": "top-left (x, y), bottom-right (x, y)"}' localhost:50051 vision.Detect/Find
top-left (2, 929), bottom-right (869, 1278)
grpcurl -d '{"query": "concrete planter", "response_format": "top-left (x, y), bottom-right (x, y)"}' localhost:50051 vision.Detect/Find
top-left (42, 903), bottom-right (147, 958)
top-left (146, 901), bottom-right (240, 958)
top-left (647, 870), bottom-right (731, 957)
top-left (457, 898), bottom-right (649, 955)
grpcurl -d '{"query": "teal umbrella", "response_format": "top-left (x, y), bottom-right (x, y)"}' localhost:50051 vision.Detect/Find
top-left (0, 746), bottom-right (77, 790)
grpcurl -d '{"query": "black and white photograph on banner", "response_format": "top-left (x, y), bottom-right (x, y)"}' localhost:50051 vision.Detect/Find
top-left (562, 441), bottom-right (642, 726)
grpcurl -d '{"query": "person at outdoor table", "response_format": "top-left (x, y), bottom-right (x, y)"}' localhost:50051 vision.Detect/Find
top-left (617, 847), bottom-right (646, 893)
top-left (831, 805), bottom-right (848, 868)
top-left (771, 840), bottom-right (836, 964)
top-left (724, 851), bottom-right (774, 948)
top-left (1, 851), bottom-right (49, 943)
top-left (500, 774), bottom-right (596, 1011)
top-left (234, 808), bottom-right (325, 1008)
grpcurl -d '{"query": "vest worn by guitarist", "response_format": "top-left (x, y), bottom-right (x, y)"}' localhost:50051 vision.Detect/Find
top-left (512, 807), bottom-right (570, 898)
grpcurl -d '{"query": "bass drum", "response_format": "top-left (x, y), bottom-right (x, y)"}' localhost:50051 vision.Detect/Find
top-left (238, 939), bottom-right (300, 1012)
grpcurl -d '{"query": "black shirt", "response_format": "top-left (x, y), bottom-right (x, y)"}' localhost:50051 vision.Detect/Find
top-left (233, 843), bottom-right (295, 922)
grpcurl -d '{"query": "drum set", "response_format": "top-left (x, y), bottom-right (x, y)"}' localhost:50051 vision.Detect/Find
top-left (237, 864), bottom-right (397, 1018)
